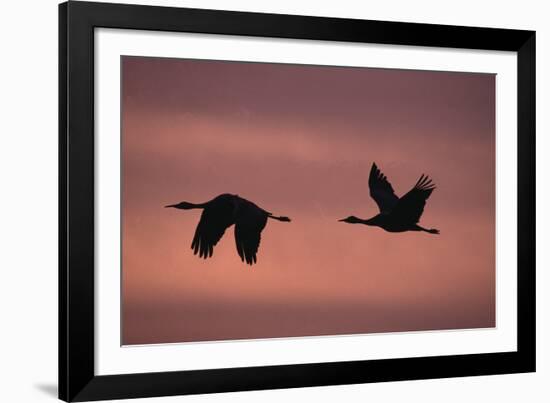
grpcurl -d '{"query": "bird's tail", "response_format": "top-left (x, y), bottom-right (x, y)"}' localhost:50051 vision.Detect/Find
top-left (268, 214), bottom-right (291, 222)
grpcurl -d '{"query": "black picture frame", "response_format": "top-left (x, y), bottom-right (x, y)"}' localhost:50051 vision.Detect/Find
top-left (59, 1), bottom-right (536, 401)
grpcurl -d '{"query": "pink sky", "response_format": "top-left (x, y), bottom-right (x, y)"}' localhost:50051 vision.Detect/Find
top-left (121, 56), bottom-right (495, 345)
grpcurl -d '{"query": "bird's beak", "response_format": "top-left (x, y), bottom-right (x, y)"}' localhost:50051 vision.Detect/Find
top-left (338, 218), bottom-right (346, 222)
top-left (165, 204), bottom-right (177, 208)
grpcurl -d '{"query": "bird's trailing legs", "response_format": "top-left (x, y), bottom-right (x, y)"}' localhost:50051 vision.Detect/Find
top-left (267, 213), bottom-right (291, 222)
top-left (414, 225), bottom-right (440, 235)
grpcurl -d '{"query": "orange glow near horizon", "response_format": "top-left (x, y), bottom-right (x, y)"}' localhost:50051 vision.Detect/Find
top-left (121, 57), bottom-right (495, 345)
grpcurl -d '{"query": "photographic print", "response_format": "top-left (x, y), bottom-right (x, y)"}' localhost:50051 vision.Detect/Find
top-left (121, 56), bottom-right (495, 345)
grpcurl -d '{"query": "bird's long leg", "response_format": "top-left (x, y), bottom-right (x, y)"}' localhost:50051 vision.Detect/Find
top-left (267, 213), bottom-right (291, 222)
top-left (415, 225), bottom-right (440, 234)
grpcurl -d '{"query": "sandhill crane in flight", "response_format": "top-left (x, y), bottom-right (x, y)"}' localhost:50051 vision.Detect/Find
top-left (165, 194), bottom-right (291, 265)
top-left (339, 163), bottom-right (439, 234)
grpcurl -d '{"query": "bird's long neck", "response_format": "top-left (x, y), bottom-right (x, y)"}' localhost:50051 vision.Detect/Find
top-left (166, 201), bottom-right (207, 210)
top-left (353, 219), bottom-right (373, 225)
top-left (185, 202), bottom-right (208, 209)
top-left (358, 216), bottom-right (379, 226)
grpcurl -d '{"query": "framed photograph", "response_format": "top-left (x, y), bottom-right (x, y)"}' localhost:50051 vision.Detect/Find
top-left (59, 1), bottom-right (535, 401)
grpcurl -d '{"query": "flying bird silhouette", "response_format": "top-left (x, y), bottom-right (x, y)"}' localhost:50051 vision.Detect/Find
top-left (165, 194), bottom-right (291, 265)
top-left (339, 163), bottom-right (439, 234)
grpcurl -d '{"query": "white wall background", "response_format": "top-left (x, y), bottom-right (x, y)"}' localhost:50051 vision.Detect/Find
top-left (0, 0), bottom-right (547, 402)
